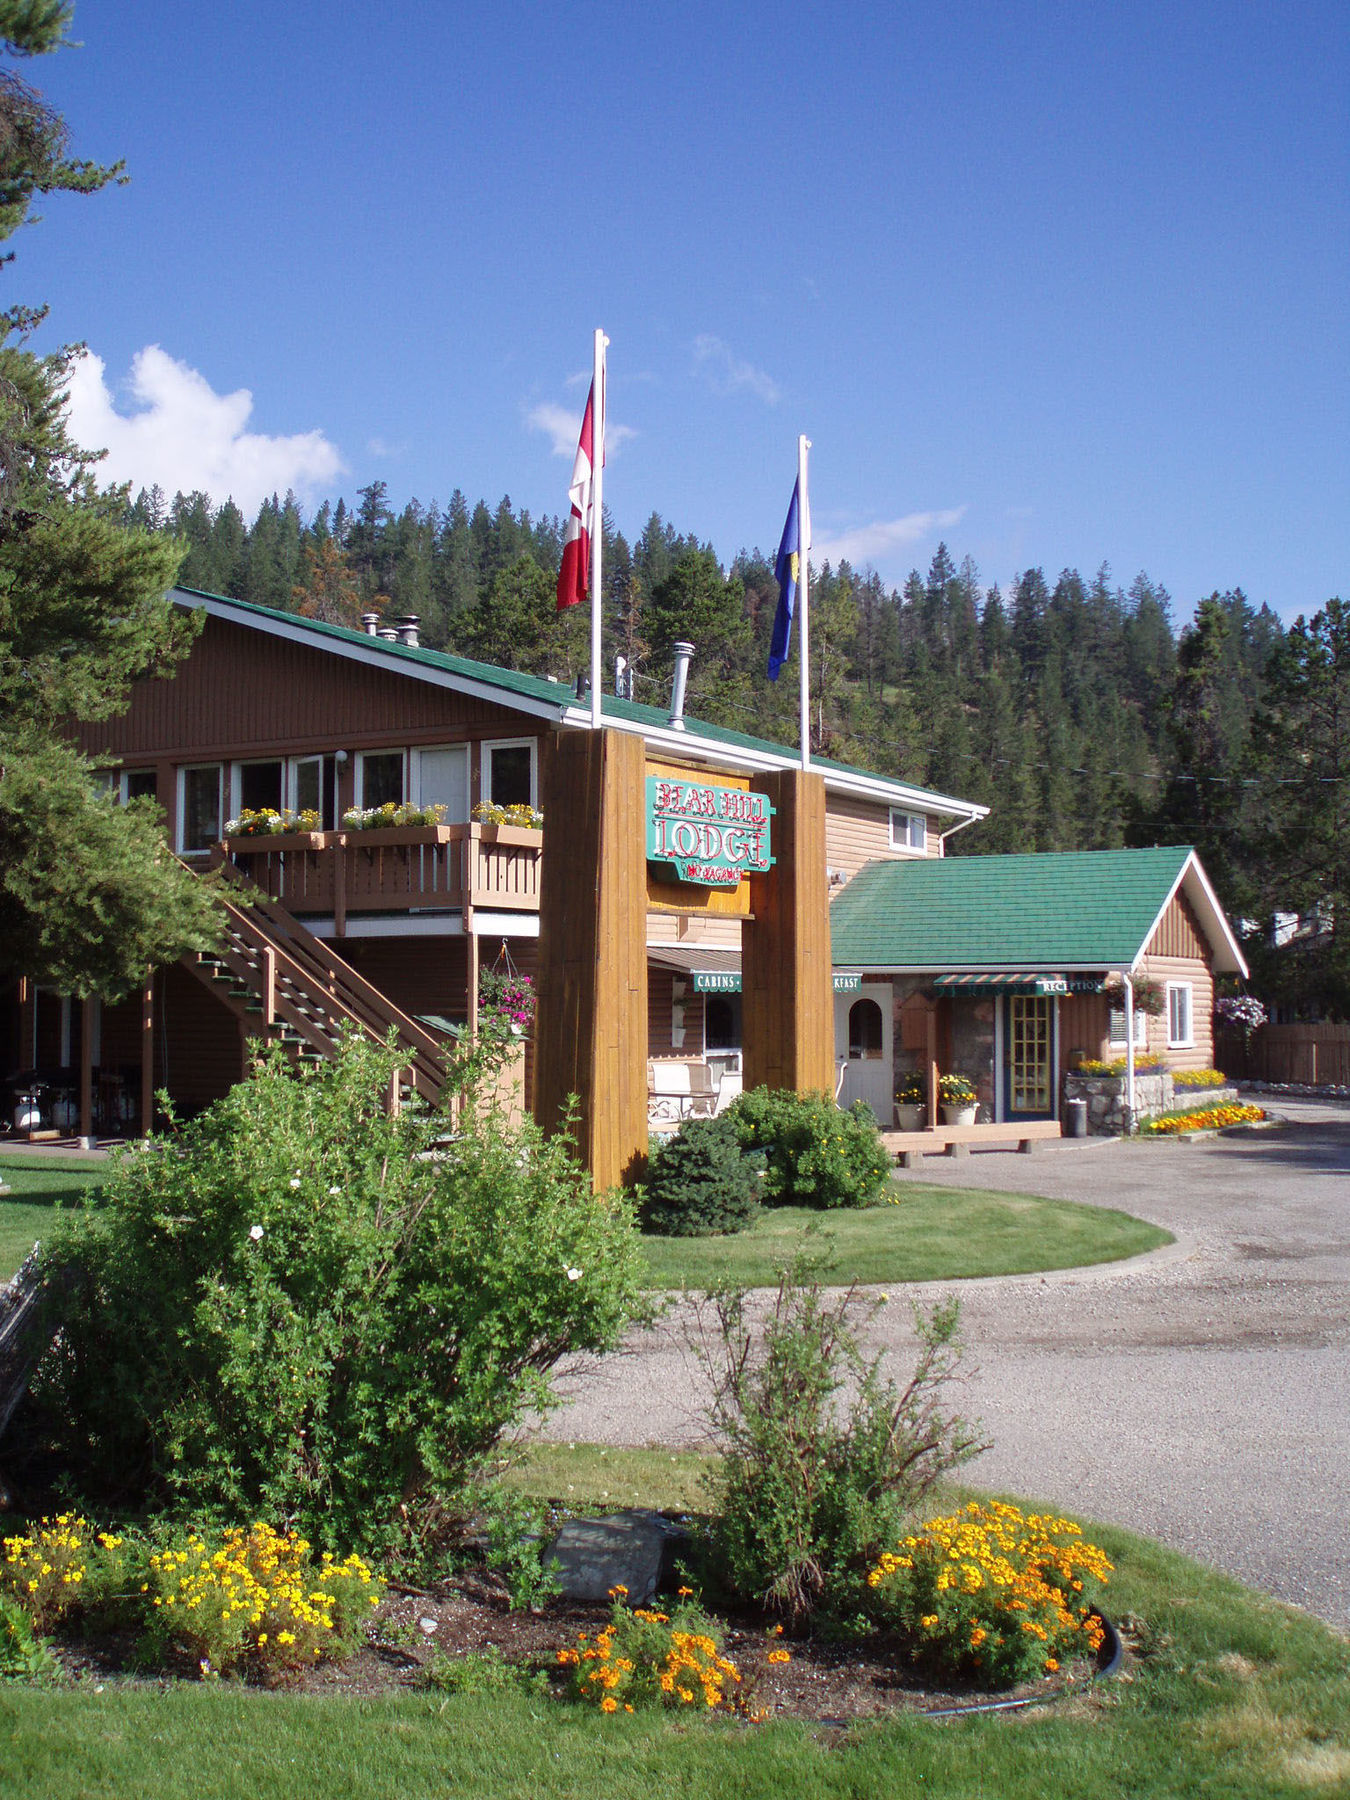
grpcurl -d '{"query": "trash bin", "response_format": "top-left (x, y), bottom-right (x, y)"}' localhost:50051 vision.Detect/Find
top-left (1065, 1097), bottom-right (1088, 1139)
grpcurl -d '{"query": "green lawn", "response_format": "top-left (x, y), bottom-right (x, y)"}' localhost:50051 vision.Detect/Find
top-left (637, 1185), bottom-right (1172, 1289)
top-left (0, 1157), bottom-right (107, 1278)
top-left (2, 1456), bottom-right (1345, 1800)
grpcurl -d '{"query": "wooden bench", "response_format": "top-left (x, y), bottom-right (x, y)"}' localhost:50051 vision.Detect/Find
top-left (884, 1119), bottom-right (1062, 1168)
top-left (647, 1059), bottom-right (720, 1125)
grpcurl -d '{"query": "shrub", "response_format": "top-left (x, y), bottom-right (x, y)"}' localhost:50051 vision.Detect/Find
top-left (31, 1035), bottom-right (644, 1553)
top-left (140, 1521), bottom-right (382, 1678)
top-left (0, 1594), bottom-right (58, 1682)
top-left (640, 1115), bottom-right (761, 1236)
top-left (0, 1514), bottom-right (127, 1634)
top-left (727, 1088), bottom-right (890, 1209)
top-left (558, 1585), bottom-right (747, 1714)
top-left (425, 1645), bottom-right (547, 1695)
top-left (696, 1269), bottom-right (985, 1622)
top-left (866, 1500), bottom-right (1112, 1688)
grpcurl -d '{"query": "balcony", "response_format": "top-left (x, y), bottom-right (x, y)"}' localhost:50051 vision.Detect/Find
top-left (219, 822), bottom-right (542, 935)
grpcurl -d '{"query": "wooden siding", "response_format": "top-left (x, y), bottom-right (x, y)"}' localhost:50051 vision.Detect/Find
top-left (1147, 890), bottom-right (1207, 961)
top-left (645, 913), bottom-right (742, 949)
top-left (156, 963), bottom-right (245, 1115)
top-left (81, 615), bottom-right (542, 763)
top-left (824, 795), bottom-right (944, 888)
top-left (1139, 954), bottom-right (1215, 1070)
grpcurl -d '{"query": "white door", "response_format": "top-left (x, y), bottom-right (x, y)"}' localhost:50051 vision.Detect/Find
top-left (833, 984), bottom-right (893, 1124)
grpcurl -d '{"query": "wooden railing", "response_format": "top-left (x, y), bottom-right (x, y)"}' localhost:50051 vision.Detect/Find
top-left (220, 823), bottom-right (542, 932)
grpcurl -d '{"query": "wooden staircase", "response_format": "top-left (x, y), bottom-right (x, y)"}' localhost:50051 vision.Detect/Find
top-left (183, 862), bottom-right (456, 1108)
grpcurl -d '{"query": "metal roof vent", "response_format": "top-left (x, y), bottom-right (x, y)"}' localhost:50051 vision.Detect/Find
top-left (361, 612), bottom-right (381, 636)
top-left (395, 616), bottom-right (420, 646)
top-left (377, 626), bottom-right (398, 641)
top-left (669, 641), bottom-right (694, 731)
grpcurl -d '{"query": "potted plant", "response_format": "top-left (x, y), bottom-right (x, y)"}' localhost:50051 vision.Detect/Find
top-left (938, 1073), bottom-right (978, 1126)
top-left (893, 1073), bottom-right (926, 1131)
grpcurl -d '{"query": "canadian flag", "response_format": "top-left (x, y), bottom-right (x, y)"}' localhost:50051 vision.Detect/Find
top-left (556, 381), bottom-right (596, 611)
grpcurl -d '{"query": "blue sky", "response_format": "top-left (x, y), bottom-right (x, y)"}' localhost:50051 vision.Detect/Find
top-left (14, 0), bottom-right (1348, 619)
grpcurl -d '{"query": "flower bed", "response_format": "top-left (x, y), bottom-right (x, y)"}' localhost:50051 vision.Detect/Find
top-left (1140, 1102), bottom-right (1267, 1136)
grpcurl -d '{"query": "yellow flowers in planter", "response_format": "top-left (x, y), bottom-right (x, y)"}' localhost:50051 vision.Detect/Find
top-left (1141, 1102), bottom-right (1265, 1135)
top-left (144, 1523), bottom-right (382, 1678)
top-left (867, 1500), bottom-right (1112, 1688)
top-left (559, 1586), bottom-right (746, 1715)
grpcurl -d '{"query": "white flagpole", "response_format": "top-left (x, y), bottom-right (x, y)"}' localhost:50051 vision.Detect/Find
top-left (798, 433), bottom-right (812, 770)
top-left (590, 328), bottom-right (608, 731)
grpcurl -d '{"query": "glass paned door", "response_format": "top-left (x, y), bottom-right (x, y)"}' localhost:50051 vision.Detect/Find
top-left (1006, 995), bottom-right (1055, 1118)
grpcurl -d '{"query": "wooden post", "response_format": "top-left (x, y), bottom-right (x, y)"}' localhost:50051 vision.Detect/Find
top-left (140, 970), bottom-right (155, 1137)
top-left (466, 928), bottom-right (479, 1037)
top-left (262, 947), bottom-right (276, 1025)
top-left (533, 728), bottom-right (648, 1189)
top-left (334, 837), bottom-right (347, 938)
top-left (79, 996), bottom-right (94, 1145)
top-left (741, 768), bottom-right (834, 1096)
top-left (928, 1010), bottom-right (939, 1132)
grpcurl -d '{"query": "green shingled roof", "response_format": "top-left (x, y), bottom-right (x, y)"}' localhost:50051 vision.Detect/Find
top-left (175, 586), bottom-right (981, 816)
top-left (829, 846), bottom-right (1199, 970)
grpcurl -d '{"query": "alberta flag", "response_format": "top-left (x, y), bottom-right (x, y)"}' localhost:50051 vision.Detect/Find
top-left (767, 478), bottom-right (802, 681)
top-left (556, 381), bottom-right (596, 610)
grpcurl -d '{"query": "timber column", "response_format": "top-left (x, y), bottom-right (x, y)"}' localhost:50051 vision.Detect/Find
top-left (533, 728), bottom-right (648, 1189)
top-left (741, 767), bottom-right (834, 1094)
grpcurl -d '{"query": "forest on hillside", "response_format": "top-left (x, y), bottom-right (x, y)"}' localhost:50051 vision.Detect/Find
top-left (125, 481), bottom-right (1350, 1017)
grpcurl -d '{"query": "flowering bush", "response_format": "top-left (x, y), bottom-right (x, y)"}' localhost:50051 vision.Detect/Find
top-left (472, 799), bottom-right (544, 829)
top-left (341, 802), bottom-right (447, 831)
top-left (224, 807), bottom-right (321, 837)
top-left (1215, 995), bottom-right (1268, 1038)
top-left (867, 1501), bottom-right (1112, 1688)
top-left (1141, 1102), bottom-right (1266, 1135)
top-left (1172, 1068), bottom-right (1228, 1089)
top-left (728, 1088), bottom-right (890, 1209)
top-left (938, 1073), bottom-right (977, 1106)
top-left (0, 1514), bottom-right (125, 1633)
top-left (32, 1035), bottom-right (644, 1553)
top-left (142, 1522), bottom-right (381, 1677)
top-left (558, 1586), bottom-right (748, 1714)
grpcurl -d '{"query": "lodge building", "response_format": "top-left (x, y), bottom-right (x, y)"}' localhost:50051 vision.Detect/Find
top-left (2, 587), bottom-right (1246, 1163)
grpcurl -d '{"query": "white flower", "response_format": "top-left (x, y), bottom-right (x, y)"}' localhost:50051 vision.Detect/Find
top-left (328, 1185), bottom-right (341, 1197)
top-left (249, 1224), bottom-right (264, 1241)
top-left (289, 1177), bottom-right (301, 1189)
top-left (565, 1267), bottom-right (582, 1281)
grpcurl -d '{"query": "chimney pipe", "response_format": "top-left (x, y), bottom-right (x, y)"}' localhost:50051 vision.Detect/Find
top-left (669, 641), bottom-right (694, 731)
top-left (395, 615), bottom-right (420, 646)
top-left (377, 626), bottom-right (398, 641)
top-left (361, 612), bottom-right (380, 636)
top-left (575, 672), bottom-right (590, 701)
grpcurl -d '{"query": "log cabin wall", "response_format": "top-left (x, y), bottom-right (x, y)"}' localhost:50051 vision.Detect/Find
top-left (824, 795), bottom-right (946, 890)
top-left (1140, 891), bottom-right (1215, 1070)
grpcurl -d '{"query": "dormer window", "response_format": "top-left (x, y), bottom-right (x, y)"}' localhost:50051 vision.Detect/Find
top-left (890, 809), bottom-right (927, 854)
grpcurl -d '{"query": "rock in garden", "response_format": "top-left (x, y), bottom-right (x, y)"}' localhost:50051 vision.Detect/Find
top-left (544, 1509), bottom-right (688, 1606)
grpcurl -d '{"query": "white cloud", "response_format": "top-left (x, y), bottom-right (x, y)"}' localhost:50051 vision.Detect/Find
top-left (367, 436), bottom-right (407, 459)
top-left (525, 400), bottom-right (636, 458)
top-left (811, 507), bottom-right (968, 570)
top-left (692, 335), bottom-right (780, 405)
top-left (65, 346), bottom-right (345, 512)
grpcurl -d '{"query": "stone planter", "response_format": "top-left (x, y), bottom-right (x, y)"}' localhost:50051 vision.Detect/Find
top-left (894, 1102), bottom-right (925, 1131)
top-left (942, 1104), bottom-right (978, 1127)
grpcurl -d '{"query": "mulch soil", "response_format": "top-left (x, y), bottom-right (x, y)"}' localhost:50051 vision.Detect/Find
top-left (46, 1567), bottom-right (1113, 1727)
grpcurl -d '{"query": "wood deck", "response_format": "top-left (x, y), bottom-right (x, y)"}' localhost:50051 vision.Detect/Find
top-left (882, 1119), bottom-right (1063, 1167)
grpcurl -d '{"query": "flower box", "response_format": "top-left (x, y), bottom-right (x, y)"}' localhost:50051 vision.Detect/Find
top-left (472, 822), bottom-right (544, 848)
top-left (224, 830), bottom-right (331, 853)
top-left (894, 1102), bottom-right (926, 1131)
top-left (345, 825), bottom-right (456, 848)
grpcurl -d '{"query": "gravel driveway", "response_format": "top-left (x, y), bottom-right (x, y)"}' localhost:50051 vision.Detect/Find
top-left (544, 1098), bottom-right (1350, 1631)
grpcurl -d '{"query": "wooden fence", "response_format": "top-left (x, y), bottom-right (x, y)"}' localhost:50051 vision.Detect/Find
top-left (1217, 1023), bottom-right (1350, 1087)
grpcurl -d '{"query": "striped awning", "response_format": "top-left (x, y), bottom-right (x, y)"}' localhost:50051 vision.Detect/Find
top-left (933, 972), bottom-right (1107, 995)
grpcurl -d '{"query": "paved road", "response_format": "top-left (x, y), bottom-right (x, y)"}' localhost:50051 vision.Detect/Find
top-left (545, 1098), bottom-right (1350, 1631)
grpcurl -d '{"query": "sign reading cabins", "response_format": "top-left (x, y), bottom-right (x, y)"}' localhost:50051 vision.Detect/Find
top-left (645, 776), bottom-right (774, 886)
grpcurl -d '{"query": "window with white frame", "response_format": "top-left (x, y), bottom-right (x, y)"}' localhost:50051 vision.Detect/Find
top-left (357, 750), bottom-right (405, 809)
top-left (1107, 1005), bottom-right (1148, 1049)
top-left (414, 745), bottom-right (471, 822)
top-left (179, 764), bottom-right (223, 853)
top-left (1167, 982), bottom-right (1194, 1048)
top-left (890, 809), bottom-right (927, 854)
top-left (233, 759), bottom-right (284, 819)
top-left (482, 738), bottom-right (537, 809)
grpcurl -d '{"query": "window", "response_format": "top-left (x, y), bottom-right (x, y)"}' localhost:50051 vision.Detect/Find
top-left (290, 754), bottom-right (339, 829)
top-left (704, 994), bottom-right (741, 1051)
top-left (122, 770), bottom-right (158, 804)
top-left (357, 750), bottom-right (405, 809)
top-left (236, 759), bottom-right (283, 816)
top-left (1167, 982), bottom-right (1194, 1048)
top-left (1108, 1006), bottom-right (1148, 1049)
top-left (890, 809), bottom-right (927, 854)
top-left (848, 998), bottom-right (885, 1060)
top-left (180, 764), bottom-right (222, 853)
top-left (483, 739), bottom-right (536, 809)
top-left (415, 745), bottom-right (470, 822)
